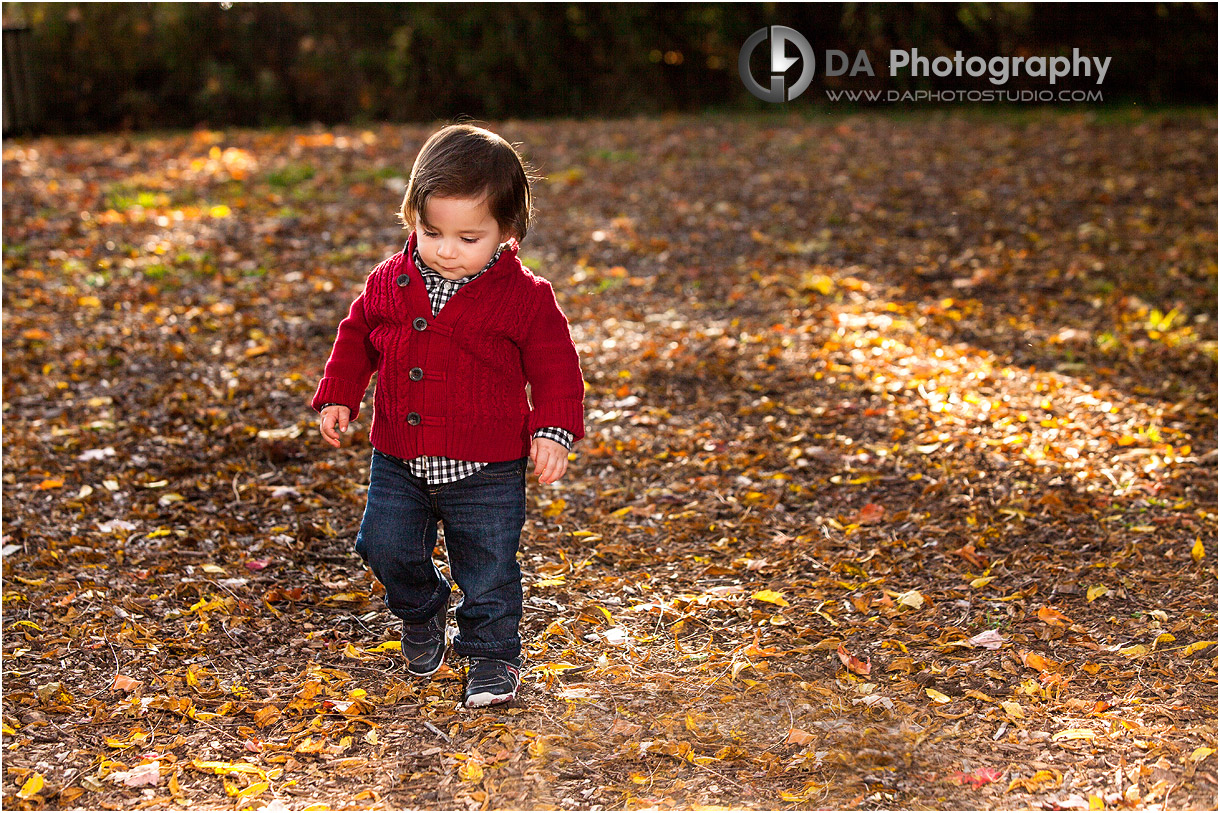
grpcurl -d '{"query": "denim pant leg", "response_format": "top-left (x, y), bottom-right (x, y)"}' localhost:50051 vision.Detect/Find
top-left (434, 458), bottom-right (527, 660)
top-left (355, 451), bottom-right (451, 625)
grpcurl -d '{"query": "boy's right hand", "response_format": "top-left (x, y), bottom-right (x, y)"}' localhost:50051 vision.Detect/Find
top-left (319, 405), bottom-right (351, 447)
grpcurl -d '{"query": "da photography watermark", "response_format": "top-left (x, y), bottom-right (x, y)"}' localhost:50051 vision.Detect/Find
top-left (738, 26), bottom-right (814, 103)
top-left (738, 28), bottom-right (1111, 104)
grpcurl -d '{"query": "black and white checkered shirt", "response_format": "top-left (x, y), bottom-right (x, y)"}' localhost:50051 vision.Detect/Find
top-left (327, 243), bottom-right (573, 485)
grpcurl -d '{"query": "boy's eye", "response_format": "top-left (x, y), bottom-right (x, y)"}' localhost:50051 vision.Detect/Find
top-left (461, 237), bottom-right (479, 244)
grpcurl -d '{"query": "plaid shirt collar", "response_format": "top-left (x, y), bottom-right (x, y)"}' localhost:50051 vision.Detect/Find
top-left (410, 242), bottom-right (505, 287)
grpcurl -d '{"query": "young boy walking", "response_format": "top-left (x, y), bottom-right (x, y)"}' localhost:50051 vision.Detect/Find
top-left (312, 124), bottom-right (585, 708)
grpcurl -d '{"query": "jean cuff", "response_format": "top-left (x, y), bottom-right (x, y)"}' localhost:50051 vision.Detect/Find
top-left (451, 634), bottom-right (521, 661)
top-left (386, 573), bottom-right (451, 625)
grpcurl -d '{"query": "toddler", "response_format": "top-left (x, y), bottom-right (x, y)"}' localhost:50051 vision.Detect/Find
top-left (312, 124), bottom-right (585, 708)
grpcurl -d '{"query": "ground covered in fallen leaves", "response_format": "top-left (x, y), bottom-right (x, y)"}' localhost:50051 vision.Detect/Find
top-left (3, 110), bottom-right (1217, 811)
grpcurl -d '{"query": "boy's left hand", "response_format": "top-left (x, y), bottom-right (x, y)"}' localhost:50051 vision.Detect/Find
top-left (529, 437), bottom-right (569, 484)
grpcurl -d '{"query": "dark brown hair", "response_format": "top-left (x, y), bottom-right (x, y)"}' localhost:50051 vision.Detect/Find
top-left (399, 124), bottom-right (533, 241)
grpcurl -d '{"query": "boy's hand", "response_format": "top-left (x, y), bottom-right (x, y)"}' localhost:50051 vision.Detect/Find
top-left (319, 405), bottom-right (351, 447)
top-left (529, 437), bottom-right (569, 484)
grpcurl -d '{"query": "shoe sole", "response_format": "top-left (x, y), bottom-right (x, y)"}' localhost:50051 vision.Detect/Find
top-left (463, 689), bottom-right (517, 708)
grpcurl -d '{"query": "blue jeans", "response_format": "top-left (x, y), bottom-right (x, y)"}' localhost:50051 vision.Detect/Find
top-left (355, 450), bottom-right (527, 661)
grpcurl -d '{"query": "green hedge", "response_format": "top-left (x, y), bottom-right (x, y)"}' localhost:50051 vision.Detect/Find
top-left (6, 2), bottom-right (1216, 133)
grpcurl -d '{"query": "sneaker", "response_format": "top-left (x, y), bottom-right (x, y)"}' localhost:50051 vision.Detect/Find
top-left (463, 657), bottom-right (521, 708)
top-left (401, 594), bottom-right (449, 677)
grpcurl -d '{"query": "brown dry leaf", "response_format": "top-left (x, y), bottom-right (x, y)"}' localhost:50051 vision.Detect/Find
top-left (952, 543), bottom-right (990, 569)
top-left (1036, 606), bottom-right (1072, 627)
top-left (855, 502), bottom-right (886, 524)
top-left (607, 718), bottom-right (643, 738)
top-left (1020, 650), bottom-right (1056, 671)
top-left (836, 643), bottom-right (871, 676)
top-left (784, 728), bottom-right (816, 745)
top-left (112, 674), bottom-right (142, 692)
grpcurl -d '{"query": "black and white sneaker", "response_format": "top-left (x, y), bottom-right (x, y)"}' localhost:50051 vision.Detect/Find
top-left (401, 595), bottom-right (449, 677)
top-left (463, 657), bottom-right (521, 708)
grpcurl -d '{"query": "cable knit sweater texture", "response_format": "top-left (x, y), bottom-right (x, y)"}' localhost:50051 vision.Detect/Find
top-left (311, 234), bottom-right (585, 462)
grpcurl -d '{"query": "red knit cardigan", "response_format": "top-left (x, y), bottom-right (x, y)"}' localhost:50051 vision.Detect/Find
top-left (311, 235), bottom-right (585, 462)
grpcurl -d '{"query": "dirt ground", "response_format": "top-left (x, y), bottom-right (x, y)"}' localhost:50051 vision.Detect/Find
top-left (3, 111), bottom-right (1217, 810)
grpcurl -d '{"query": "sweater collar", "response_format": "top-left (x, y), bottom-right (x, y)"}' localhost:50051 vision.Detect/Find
top-left (402, 231), bottom-right (518, 289)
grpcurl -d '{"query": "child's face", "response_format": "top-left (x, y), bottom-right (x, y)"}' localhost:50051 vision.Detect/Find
top-left (415, 196), bottom-right (512, 281)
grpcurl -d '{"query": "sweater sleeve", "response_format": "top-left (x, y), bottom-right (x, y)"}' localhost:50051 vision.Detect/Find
top-left (310, 287), bottom-right (380, 421)
top-left (520, 284), bottom-right (586, 442)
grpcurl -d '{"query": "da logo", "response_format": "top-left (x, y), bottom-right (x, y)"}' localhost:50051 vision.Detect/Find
top-left (738, 26), bottom-right (815, 103)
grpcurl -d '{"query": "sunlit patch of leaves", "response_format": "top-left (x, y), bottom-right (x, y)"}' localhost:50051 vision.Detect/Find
top-left (2, 111), bottom-right (1216, 810)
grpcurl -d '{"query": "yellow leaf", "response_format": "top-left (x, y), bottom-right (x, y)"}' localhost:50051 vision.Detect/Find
top-left (78, 295), bottom-right (102, 308)
top-left (751, 589), bottom-right (789, 607)
top-left (1191, 746), bottom-right (1216, 761)
top-left (1119, 644), bottom-right (1148, 657)
top-left (1086, 585), bottom-right (1108, 602)
top-left (534, 577), bottom-right (566, 587)
top-left (610, 506), bottom-right (633, 517)
top-left (594, 605), bottom-right (614, 625)
top-left (459, 761), bottom-right (483, 782)
top-left (294, 737), bottom-right (325, 754)
top-left (1052, 728), bottom-right (1096, 742)
top-left (1008, 769), bottom-right (1061, 793)
top-left (925, 688), bottom-right (952, 704)
top-left (1001, 701), bottom-right (1025, 719)
top-left (970, 576), bottom-right (996, 589)
top-left (1153, 633), bottom-right (1175, 649)
top-left (367, 640), bottom-right (401, 653)
top-left (14, 576), bottom-right (46, 586)
top-left (326, 592), bottom-right (367, 603)
top-left (200, 564), bottom-right (226, 574)
top-left (1089, 794), bottom-right (1105, 810)
top-left (543, 498), bottom-right (566, 518)
top-left (1191, 537), bottom-right (1205, 563)
top-left (18, 773), bottom-right (45, 799)
top-left (192, 759), bottom-right (264, 776)
top-left (35, 478), bottom-right (64, 490)
top-left (2, 723), bottom-right (16, 735)
top-left (236, 781), bottom-right (268, 800)
top-left (12, 620), bottom-right (43, 631)
top-left (344, 643), bottom-right (374, 660)
top-left (1184, 640), bottom-right (1216, 656)
top-left (896, 589), bottom-right (924, 609)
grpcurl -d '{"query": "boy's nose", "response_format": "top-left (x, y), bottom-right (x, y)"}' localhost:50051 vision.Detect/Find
top-left (437, 240), bottom-right (458, 259)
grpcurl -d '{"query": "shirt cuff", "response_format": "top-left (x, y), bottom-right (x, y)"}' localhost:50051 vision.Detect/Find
top-left (532, 427), bottom-right (573, 451)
